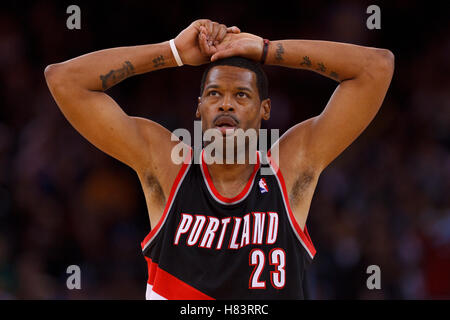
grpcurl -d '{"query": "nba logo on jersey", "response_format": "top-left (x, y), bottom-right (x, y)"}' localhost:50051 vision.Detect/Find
top-left (259, 178), bottom-right (269, 193)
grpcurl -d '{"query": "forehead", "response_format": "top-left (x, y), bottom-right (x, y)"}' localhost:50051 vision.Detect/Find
top-left (205, 65), bottom-right (257, 90)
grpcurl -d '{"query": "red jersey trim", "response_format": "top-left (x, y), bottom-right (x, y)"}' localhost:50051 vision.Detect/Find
top-left (141, 148), bottom-right (192, 251)
top-left (200, 150), bottom-right (260, 205)
top-left (145, 257), bottom-right (214, 300)
top-left (266, 151), bottom-right (316, 259)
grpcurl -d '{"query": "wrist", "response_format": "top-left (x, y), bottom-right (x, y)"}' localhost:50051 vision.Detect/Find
top-left (260, 39), bottom-right (270, 64)
top-left (264, 40), bottom-right (283, 66)
top-left (139, 41), bottom-right (179, 72)
top-left (170, 39), bottom-right (184, 66)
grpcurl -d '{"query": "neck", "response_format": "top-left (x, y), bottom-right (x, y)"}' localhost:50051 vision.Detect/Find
top-left (207, 160), bottom-right (255, 183)
top-left (202, 150), bottom-right (259, 197)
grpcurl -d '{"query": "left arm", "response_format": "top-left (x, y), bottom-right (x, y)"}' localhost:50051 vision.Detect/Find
top-left (267, 39), bottom-right (394, 174)
top-left (209, 33), bottom-right (394, 230)
top-left (212, 35), bottom-right (395, 173)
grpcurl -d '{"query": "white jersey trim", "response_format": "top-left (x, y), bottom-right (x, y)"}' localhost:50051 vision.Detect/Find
top-left (146, 284), bottom-right (167, 300)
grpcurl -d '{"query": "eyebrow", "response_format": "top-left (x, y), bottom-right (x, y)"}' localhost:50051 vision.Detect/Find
top-left (204, 84), bottom-right (253, 92)
top-left (204, 84), bottom-right (220, 91)
top-left (236, 86), bottom-right (253, 93)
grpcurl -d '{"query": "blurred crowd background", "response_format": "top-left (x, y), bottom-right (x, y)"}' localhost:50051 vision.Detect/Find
top-left (0, 0), bottom-right (449, 299)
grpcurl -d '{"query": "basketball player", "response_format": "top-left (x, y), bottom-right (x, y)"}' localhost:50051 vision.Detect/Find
top-left (44, 19), bottom-right (394, 299)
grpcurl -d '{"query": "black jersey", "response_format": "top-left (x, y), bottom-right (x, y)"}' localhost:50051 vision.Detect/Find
top-left (141, 148), bottom-right (316, 300)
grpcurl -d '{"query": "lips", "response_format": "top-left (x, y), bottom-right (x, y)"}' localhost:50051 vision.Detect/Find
top-left (214, 115), bottom-right (238, 135)
top-left (214, 115), bottom-right (238, 127)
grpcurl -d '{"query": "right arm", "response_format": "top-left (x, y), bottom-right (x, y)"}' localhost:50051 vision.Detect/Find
top-left (44, 20), bottom-right (238, 176)
top-left (44, 41), bottom-right (178, 172)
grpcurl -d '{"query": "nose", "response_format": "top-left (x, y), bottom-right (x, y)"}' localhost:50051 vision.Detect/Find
top-left (219, 95), bottom-right (234, 112)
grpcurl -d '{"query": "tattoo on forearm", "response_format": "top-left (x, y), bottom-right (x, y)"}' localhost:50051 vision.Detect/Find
top-left (275, 43), bottom-right (284, 62)
top-left (100, 60), bottom-right (135, 90)
top-left (152, 55), bottom-right (165, 68)
top-left (316, 62), bottom-right (326, 72)
top-left (299, 55), bottom-right (340, 81)
top-left (300, 56), bottom-right (312, 67)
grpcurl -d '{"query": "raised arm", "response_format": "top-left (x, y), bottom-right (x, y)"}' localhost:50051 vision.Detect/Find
top-left (44, 20), bottom-right (239, 175)
top-left (267, 39), bottom-right (394, 174)
top-left (211, 33), bottom-right (394, 174)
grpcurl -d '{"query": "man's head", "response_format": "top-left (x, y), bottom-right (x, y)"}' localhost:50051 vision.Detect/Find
top-left (196, 56), bottom-right (271, 137)
top-left (200, 56), bottom-right (269, 101)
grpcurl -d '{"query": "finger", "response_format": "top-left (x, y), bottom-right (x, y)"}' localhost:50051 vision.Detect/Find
top-left (201, 31), bottom-right (218, 55)
top-left (199, 25), bottom-right (207, 35)
top-left (198, 31), bottom-right (210, 55)
top-left (226, 26), bottom-right (241, 34)
top-left (206, 20), bottom-right (214, 44)
top-left (210, 22), bottom-right (220, 43)
top-left (211, 48), bottom-right (236, 62)
top-left (196, 19), bottom-right (211, 38)
top-left (215, 24), bottom-right (228, 45)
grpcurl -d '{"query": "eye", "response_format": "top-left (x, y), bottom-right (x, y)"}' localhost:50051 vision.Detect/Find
top-left (208, 90), bottom-right (219, 96)
top-left (237, 92), bottom-right (248, 98)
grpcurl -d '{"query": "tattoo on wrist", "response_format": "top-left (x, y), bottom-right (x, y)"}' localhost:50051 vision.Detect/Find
top-left (152, 55), bottom-right (165, 68)
top-left (300, 56), bottom-right (312, 67)
top-left (100, 60), bottom-right (135, 90)
top-left (275, 43), bottom-right (284, 62)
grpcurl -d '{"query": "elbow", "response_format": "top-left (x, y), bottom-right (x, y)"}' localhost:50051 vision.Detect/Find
top-left (44, 63), bottom-right (59, 80)
top-left (368, 48), bottom-right (395, 80)
top-left (44, 62), bottom-right (76, 93)
top-left (358, 48), bottom-right (394, 84)
top-left (377, 48), bottom-right (395, 74)
top-left (44, 63), bottom-right (64, 88)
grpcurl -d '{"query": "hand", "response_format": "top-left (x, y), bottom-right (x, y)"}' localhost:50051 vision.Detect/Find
top-left (208, 32), bottom-right (264, 62)
top-left (174, 19), bottom-right (240, 66)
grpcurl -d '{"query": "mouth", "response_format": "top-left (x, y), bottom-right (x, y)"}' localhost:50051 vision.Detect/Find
top-left (213, 115), bottom-right (238, 135)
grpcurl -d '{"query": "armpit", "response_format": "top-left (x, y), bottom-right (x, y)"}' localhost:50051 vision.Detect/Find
top-left (145, 174), bottom-right (166, 207)
top-left (288, 171), bottom-right (316, 208)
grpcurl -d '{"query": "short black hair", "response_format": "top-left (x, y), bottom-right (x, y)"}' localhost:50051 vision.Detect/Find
top-left (199, 56), bottom-right (269, 101)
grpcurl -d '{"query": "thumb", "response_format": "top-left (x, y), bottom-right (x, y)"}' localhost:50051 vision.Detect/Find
top-left (226, 26), bottom-right (241, 34)
top-left (211, 47), bottom-right (236, 62)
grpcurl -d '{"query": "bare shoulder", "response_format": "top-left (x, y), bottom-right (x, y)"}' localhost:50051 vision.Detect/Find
top-left (277, 134), bottom-right (321, 202)
top-left (276, 117), bottom-right (323, 182)
top-left (132, 116), bottom-right (190, 197)
top-left (272, 120), bottom-right (323, 229)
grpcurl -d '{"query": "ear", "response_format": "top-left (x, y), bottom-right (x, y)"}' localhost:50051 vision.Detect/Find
top-left (196, 97), bottom-right (201, 118)
top-left (260, 98), bottom-right (271, 121)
